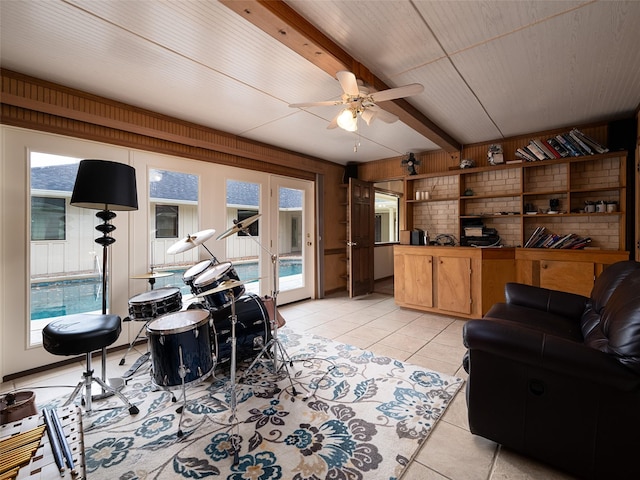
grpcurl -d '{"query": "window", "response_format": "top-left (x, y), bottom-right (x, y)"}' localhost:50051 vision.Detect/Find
top-left (237, 209), bottom-right (259, 236)
top-left (155, 205), bottom-right (179, 238)
top-left (31, 197), bottom-right (66, 240)
top-left (374, 190), bottom-right (400, 243)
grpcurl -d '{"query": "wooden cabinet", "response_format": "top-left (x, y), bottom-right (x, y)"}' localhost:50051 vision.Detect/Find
top-left (394, 245), bottom-right (516, 318)
top-left (516, 249), bottom-right (629, 297)
top-left (394, 251), bottom-right (433, 307)
top-left (437, 256), bottom-right (471, 314)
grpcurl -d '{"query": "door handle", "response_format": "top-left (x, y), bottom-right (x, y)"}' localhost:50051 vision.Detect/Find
top-left (347, 241), bottom-right (358, 246)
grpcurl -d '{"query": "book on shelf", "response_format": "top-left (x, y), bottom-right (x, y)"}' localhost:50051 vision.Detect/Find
top-left (524, 226), bottom-right (591, 249)
top-left (571, 128), bottom-right (609, 154)
top-left (527, 141), bottom-right (548, 160)
top-left (569, 130), bottom-right (594, 155)
top-left (555, 134), bottom-right (581, 156)
top-left (532, 138), bottom-right (556, 159)
top-left (547, 137), bottom-right (570, 157)
top-left (563, 133), bottom-right (590, 156)
top-left (541, 139), bottom-right (562, 158)
top-left (515, 148), bottom-right (537, 162)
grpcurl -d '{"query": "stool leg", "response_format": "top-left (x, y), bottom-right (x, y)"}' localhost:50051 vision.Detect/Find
top-left (85, 352), bottom-right (94, 412)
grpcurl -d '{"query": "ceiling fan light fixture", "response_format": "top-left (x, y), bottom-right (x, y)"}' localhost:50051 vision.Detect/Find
top-left (337, 108), bottom-right (358, 132)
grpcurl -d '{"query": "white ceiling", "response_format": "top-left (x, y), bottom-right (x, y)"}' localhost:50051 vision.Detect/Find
top-left (1, 0), bottom-right (639, 165)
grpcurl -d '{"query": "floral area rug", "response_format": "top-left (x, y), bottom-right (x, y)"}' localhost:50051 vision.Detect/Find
top-left (78, 328), bottom-right (463, 479)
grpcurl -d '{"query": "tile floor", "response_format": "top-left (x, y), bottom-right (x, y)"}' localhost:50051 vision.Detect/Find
top-left (1, 284), bottom-right (577, 479)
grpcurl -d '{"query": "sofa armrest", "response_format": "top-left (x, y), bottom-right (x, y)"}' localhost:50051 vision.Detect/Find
top-left (504, 283), bottom-right (588, 320)
top-left (463, 319), bottom-right (639, 390)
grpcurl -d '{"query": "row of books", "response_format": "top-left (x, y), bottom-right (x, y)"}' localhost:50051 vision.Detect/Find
top-left (515, 128), bottom-right (609, 162)
top-left (524, 226), bottom-right (591, 249)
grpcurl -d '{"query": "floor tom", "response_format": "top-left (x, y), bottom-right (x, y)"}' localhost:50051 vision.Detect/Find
top-left (146, 310), bottom-right (213, 388)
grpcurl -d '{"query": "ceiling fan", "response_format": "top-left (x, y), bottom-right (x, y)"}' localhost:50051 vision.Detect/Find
top-left (289, 71), bottom-right (424, 132)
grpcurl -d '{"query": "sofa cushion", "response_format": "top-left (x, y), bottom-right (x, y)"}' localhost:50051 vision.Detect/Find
top-left (484, 302), bottom-right (583, 342)
top-left (583, 270), bottom-right (640, 373)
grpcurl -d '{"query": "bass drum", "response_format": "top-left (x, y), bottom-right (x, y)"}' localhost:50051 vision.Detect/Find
top-left (210, 293), bottom-right (271, 366)
top-left (146, 309), bottom-right (213, 388)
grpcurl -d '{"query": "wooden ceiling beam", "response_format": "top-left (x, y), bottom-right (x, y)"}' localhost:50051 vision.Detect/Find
top-left (220, 0), bottom-right (461, 152)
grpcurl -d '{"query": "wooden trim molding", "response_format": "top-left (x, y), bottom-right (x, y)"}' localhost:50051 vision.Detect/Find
top-left (1, 69), bottom-right (343, 181)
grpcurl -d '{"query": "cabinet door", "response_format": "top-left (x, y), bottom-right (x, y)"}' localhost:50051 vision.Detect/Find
top-left (403, 254), bottom-right (433, 307)
top-left (540, 260), bottom-right (594, 296)
top-left (437, 256), bottom-right (471, 314)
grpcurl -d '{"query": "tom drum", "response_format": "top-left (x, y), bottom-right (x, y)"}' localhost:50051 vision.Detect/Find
top-left (128, 287), bottom-right (182, 321)
top-left (192, 261), bottom-right (244, 310)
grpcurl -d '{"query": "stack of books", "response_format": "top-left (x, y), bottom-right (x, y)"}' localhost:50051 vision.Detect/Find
top-left (515, 128), bottom-right (608, 162)
top-left (524, 226), bottom-right (591, 249)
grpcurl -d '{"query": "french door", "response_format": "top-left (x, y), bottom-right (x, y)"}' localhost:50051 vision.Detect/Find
top-left (268, 176), bottom-right (314, 305)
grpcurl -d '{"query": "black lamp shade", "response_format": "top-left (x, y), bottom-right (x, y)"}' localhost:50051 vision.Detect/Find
top-left (71, 159), bottom-right (138, 211)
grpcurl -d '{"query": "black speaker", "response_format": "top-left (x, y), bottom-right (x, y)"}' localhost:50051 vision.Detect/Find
top-left (608, 117), bottom-right (636, 152)
top-left (343, 163), bottom-right (358, 184)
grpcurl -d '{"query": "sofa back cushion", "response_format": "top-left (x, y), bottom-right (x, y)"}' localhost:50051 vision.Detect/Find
top-left (581, 261), bottom-right (640, 338)
top-left (583, 268), bottom-right (640, 373)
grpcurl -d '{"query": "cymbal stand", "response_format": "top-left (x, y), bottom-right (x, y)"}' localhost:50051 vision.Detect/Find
top-left (199, 243), bottom-right (219, 264)
top-left (240, 233), bottom-right (297, 396)
top-left (203, 291), bottom-right (241, 464)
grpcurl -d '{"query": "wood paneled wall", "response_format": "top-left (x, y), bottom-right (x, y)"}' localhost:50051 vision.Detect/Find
top-left (360, 124), bottom-right (610, 183)
top-left (0, 69), bottom-right (348, 294)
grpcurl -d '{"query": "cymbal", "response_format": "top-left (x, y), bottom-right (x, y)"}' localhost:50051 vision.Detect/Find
top-left (196, 278), bottom-right (260, 297)
top-left (216, 214), bottom-right (262, 240)
top-left (130, 271), bottom-right (173, 279)
top-left (167, 228), bottom-right (216, 254)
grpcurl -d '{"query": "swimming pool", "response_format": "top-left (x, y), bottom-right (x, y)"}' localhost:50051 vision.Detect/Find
top-left (30, 259), bottom-right (301, 320)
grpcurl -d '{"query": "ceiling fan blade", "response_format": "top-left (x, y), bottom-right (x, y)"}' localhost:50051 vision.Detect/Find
top-left (327, 112), bottom-right (340, 129)
top-left (360, 109), bottom-right (376, 126)
top-left (370, 83), bottom-right (424, 102)
top-left (372, 107), bottom-right (399, 124)
top-left (336, 70), bottom-right (360, 96)
top-left (289, 100), bottom-right (342, 108)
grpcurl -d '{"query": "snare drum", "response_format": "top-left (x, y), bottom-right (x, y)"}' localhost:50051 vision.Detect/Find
top-left (192, 261), bottom-right (244, 310)
top-left (210, 293), bottom-right (271, 365)
top-left (182, 260), bottom-right (214, 293)
top-left (146, 310), bottom-right (213, 388)
top-left (128, 287), bottom-right (182, 321)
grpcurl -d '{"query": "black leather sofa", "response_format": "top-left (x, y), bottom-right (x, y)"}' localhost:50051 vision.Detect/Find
top-left (462, 260), bottom-right (640, 479)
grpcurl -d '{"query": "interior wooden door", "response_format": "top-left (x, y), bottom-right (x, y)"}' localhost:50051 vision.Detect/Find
top-left (348, 178), bottom-right (374, 297)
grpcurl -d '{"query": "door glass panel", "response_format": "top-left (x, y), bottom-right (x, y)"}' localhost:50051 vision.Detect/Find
top-left (29, 152), bottom-right (98, 345)
top-left (148, 169), bottom-right (200, 298)
top-left (225, 180), bottom-right (260, 294)
top-left (278, 187), bottom-right (304, 292)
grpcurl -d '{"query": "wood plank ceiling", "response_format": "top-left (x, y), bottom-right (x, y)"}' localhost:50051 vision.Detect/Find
top-left (1, 0), bottom-right (639, 165)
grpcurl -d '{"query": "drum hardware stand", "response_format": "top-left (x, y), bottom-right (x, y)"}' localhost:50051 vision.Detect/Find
top-left (239, 239), bottom-right (299, 397)
top-left (121, 271), bottom-right (174, 367)
top-left (216, 215), bottom-right (298, 396)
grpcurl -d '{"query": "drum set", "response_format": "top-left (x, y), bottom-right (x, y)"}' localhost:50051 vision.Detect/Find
top-left (122, 214), bottom-right (291, 448)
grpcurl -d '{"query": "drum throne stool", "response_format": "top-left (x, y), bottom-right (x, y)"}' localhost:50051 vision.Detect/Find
top-left (43, 313), bottom-right (139, 414)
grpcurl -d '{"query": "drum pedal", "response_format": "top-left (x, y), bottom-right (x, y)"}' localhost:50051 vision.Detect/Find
top-left (122, 351), bottom-right (151, 378)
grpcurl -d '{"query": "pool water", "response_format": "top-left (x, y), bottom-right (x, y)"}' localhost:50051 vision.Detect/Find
top-left (30, 260), bottom-right (301, 320)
